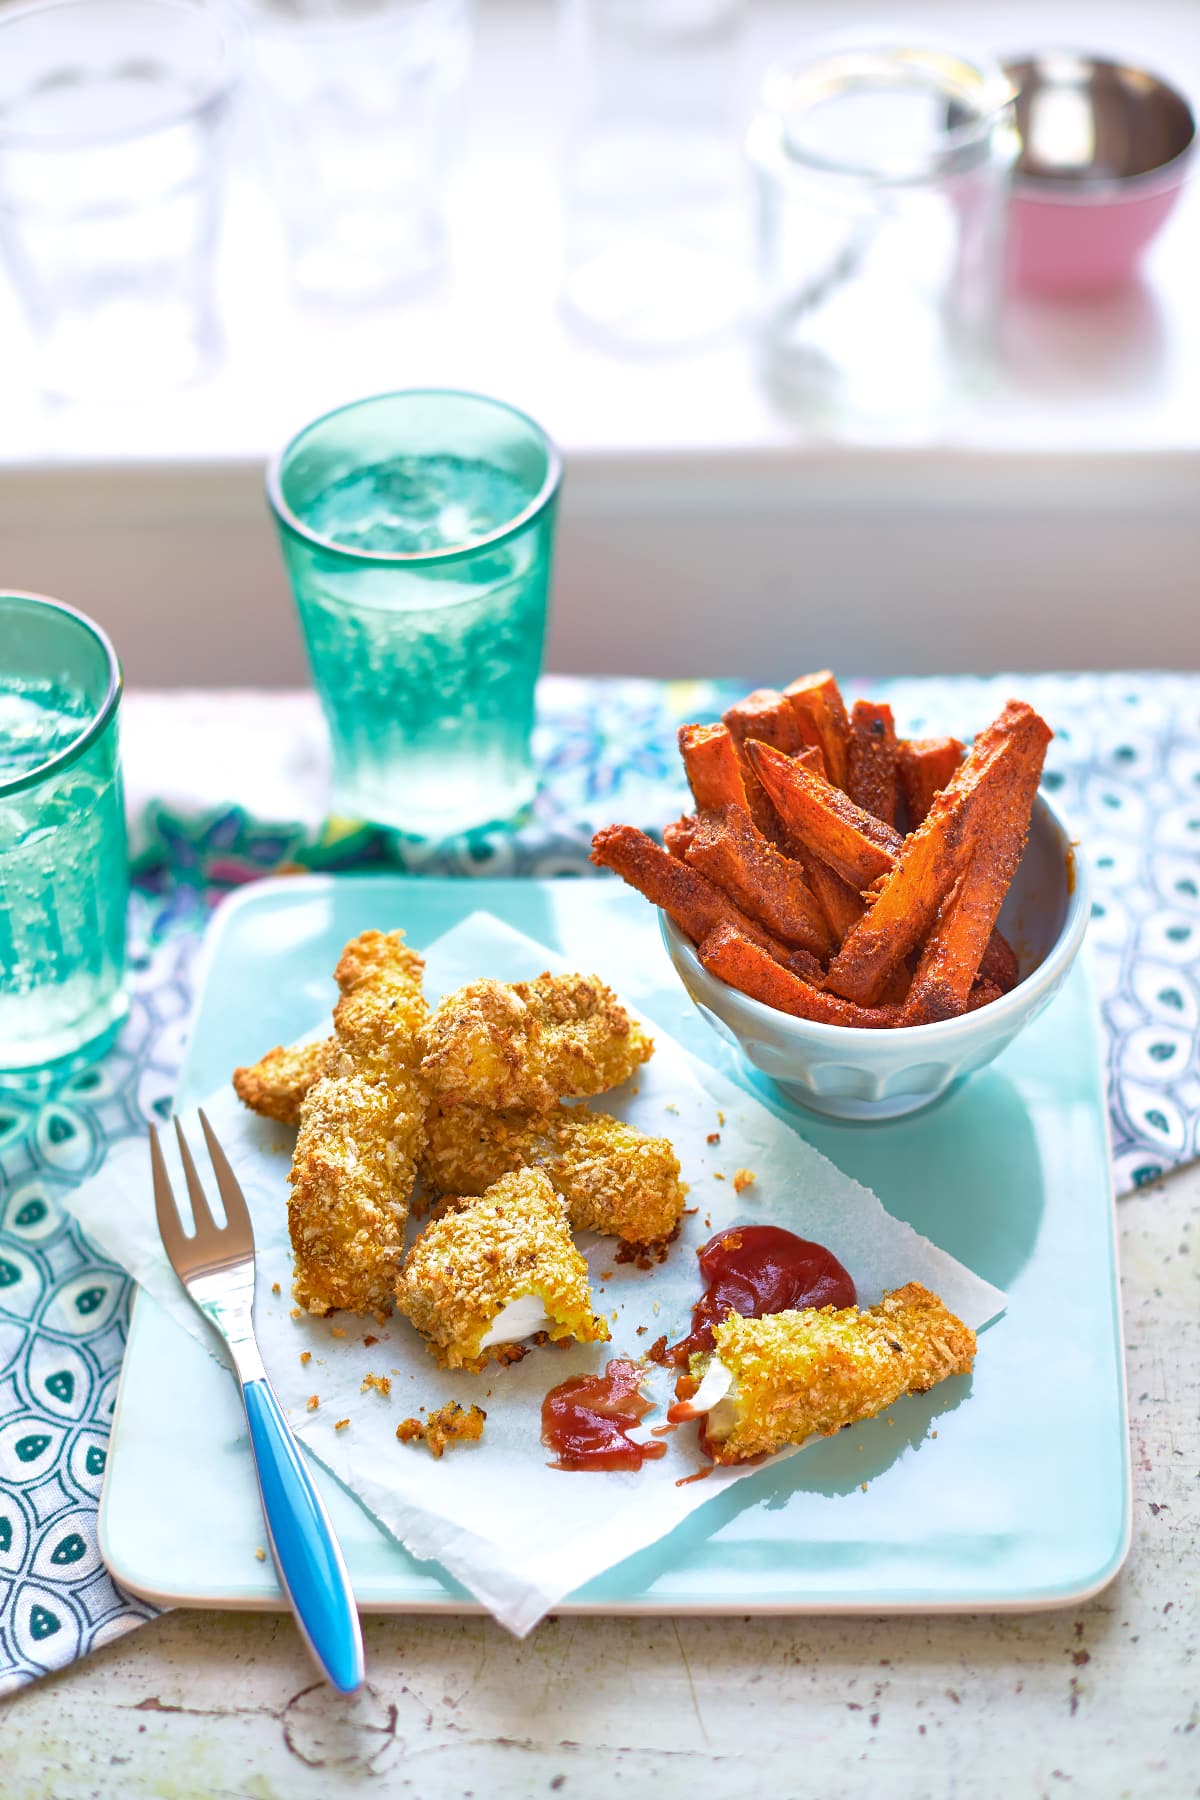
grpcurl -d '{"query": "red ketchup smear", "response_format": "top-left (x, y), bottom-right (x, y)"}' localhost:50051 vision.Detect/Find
top-left (668, 1225), bottom-right (857, 1367)
top-left (541, 1359), bottom-right (668, 1472)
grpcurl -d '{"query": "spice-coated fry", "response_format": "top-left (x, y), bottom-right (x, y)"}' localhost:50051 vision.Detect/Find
top-left (719, 690), bottom-right (804, 843)
top-left (897, 736), bottom-right (965, 827)
top-left (901, 738), bottom-right (1046, 1024)
top-left (824, 701), bottom-right (1052, 1006)
top-left (698, 923), bottom-right (901, 1029)
top-left (783, 671), bottom-right (851, 790)
top-left (847, 700), bottom-right (899, 827)
top-left (684, 804), bottom-right (834, 959)
top-left (663, 815), bottom-right (698, 860)
top-left (590, 824), bottom-right (810, 970)
top-left (746, 740), bottom-right (897, 889)
top-left (678, 723), bottom-right (749, 812)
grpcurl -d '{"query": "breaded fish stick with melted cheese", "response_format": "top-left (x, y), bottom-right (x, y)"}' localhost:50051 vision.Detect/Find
top-left (419, 971), bottom-right (653, 1113)
top-left (288, 929), bottom-right (429, 1318)
top-left (683, 1282), bottom-right (975, 1464)
top-left (233, 1038), bottom-right (331, 1126)
top-left (395, 1169), bottom-right (610, 1369)
top-left (421, 1101), bottom-right (685, 1244)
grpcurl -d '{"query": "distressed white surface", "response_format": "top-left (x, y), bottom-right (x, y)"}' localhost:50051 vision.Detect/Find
top-left (7, 1161), bottom-right (1195, 1798)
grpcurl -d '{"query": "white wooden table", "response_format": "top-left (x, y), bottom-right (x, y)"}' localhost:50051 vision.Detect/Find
top-left (7, 1161), bottom-right (1195, 1799)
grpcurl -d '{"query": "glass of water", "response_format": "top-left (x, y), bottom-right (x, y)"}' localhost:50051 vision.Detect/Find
top-left (234, 0), bottom-right (471, 302)
top-left (268, 390), bottom-right (561, 839)
top-left (0, 0), bottom-right (237, 402)
top-left (0, 594), bottom-right (129, 1071)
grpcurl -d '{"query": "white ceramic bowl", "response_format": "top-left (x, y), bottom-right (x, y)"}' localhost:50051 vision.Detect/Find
top-left (661, 792), bottom-right (1089, 1121)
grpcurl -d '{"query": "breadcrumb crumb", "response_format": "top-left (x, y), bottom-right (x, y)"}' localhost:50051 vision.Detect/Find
top-left (271, 1282), bottom-right (281, 1295)
top-left (306, 1395), bottom-right (319, 1410)
top-left (361, 1372), bottom-right (392, 1397)
top-left (290, 1308), bottom-right (302, 1320)
top-left (732, 1168), bottom-right (756, 1194)
top-left (300, 1351), bottom-right (311, 1366)
top-left (706, 1132), bottom-right (721, 1145)
top-left (334, 1418), bottom-right (349, 1431)
top-left (396, 1401), bottom-right (486, 1458)
top-left (330, 1326), bottom-right (346, 1338)
top-left (254, 1546), bottom-right (266, 1562)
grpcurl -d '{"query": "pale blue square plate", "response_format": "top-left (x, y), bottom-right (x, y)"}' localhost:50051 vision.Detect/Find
top-left (101, 874), bottom-right (1130, 1615)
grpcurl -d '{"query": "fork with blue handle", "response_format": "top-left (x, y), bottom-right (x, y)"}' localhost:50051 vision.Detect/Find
top-left (150, 1110), bottom-right (364, 1693)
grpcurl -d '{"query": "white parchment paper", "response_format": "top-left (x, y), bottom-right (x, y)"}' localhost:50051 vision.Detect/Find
top-left (68, 913), bottom-right (1005, 1635)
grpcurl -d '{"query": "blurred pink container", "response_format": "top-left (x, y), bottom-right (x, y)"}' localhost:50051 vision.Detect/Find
top-left (1006, 53), bottom-right (1195, 298)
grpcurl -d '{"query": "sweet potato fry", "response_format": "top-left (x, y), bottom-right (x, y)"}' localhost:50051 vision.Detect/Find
top-left (591, 825), bottom-right (804, 970)
top-left (699, 925), bottom-right (901, 1029)
top-left (897, 737), bottom-right (965, 827)
top-left (979, 927), bottom-right (1019, 993)
top-left (719, 690), bottom-right (809, 843)
top-left (901, 737), bottom-right (1045, 1024)
top-left (664, 815), bottom-right (697, 860)
top-left (746, 740), bottom-right (899, 889)
top-left (824, 701), bottom-right (1052, 1005)
top-left (794, 849), bottom-right (865, 945)
top-left (847, 701), bottom-right (899, 827)
top-left (678, 723), bottom-right (748, 812)
top-left (684, 805), bottom-right (834, 959)
top-left (783, 672), bottom-right (851, 790)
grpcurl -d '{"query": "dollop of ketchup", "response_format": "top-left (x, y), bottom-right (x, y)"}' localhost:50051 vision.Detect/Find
top-left (541, 1359), bottom-right (669, 1472)
top-left (668, 1224), bottom-right (857, 1365)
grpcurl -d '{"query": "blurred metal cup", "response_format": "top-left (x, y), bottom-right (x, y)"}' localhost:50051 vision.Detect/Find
top-left (0, 0), bottom-right (237, 402)
top-left (233, 0), bottom-right (471, 303)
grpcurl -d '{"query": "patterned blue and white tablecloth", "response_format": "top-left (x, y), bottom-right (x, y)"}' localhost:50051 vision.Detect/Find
top-left (1, 671), bottom-right (1197, 1690)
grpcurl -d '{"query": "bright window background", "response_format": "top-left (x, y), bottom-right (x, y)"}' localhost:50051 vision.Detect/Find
top-left (0, 0), bottom-right (1197, 681)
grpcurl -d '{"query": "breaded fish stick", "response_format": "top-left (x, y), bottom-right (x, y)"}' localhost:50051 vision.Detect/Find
top-left (847, 700), bottom-right (899, 827)
top-left (746, 741), bottom-right (899, 888)
top-left (897, 736), bottom-right (965, 826)
top-left (684, 805), bottom-right (833, 958)
top-left (590, 824), bottom-right (815, 975)
top-left (233, 1038), bottom-right (330, 1126)
top-left (783, 671), bottom-right (851, 790)
top-left (421, 1102), bottom-right (685, 1244)
top-left (685, 1282), bottom-right (976, 1464)
top-left (824, 702), bottom-right (1052, 1006)
top-left (289, 929), bottom-right (429, 1317)
top-left (396, 1169), bottom-right (609, 1369)
top-left (699, 923), bottom-right (901, 1028)
top-left (419, 971), bottom-right (653, 1113)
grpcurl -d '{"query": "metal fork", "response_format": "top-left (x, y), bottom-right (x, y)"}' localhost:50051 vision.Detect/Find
top-left (150, 1110), bottom-right (364, 1693)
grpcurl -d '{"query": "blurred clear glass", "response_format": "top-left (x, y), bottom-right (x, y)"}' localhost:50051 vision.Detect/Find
top-left (233, 0), bottom-right (471, 303)
top-left (748, 45), bottom-right (1018, 430)
top-left (0, 0), bottom-right (237, 402)
top-left (560, 0), bottom-right (752, 350)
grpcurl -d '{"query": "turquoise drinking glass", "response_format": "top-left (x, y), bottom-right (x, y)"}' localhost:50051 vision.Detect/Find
top-left (0, 592), bottom-right (129, 1069)
top-left (267, 389), bottom-right (562, 839)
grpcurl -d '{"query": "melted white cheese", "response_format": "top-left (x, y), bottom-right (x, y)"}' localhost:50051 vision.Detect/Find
top-left (689, 1358), bottom-right (737, 1440)
top-left (479, 1292), bottom-right (552, 1349)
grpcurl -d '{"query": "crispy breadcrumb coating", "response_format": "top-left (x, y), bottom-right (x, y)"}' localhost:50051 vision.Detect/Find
top-left (396, 1401), bottom-right (486, 1457)
top-left (419, 973), bottom-right (653, 1112)
top-left (395, 1168), bottom-right (609, 1369)
top-left (288, 930), bottom-right (429, 1318)
top-left (233, 1038), bottom-right (331, 1126)
top-left (701, 1282), bottom-right (975, 1464)
top-left (421, 1102), bottom-right (684, 1244)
